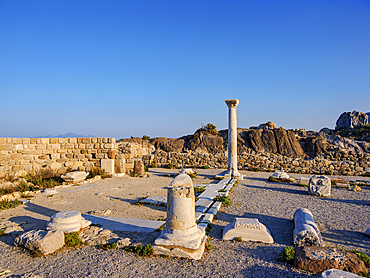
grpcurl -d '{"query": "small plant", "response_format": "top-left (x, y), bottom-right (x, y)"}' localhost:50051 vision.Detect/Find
top-left (205, 237), bottom-right (212, 251)
top-left (30, 247), bottom-right (43, 258)
top-left (350, 250), bottom-right (370, 268)
top-left (203, 165), bottom-right (210, 169)
top-left (268, 176), bottom-right (294, 183)
top-left (194, 187), bottom-right (206, 193)
top-left (234, 237), bottom-right (242, 242)
top-left (157, 218), bottom-right (166, 221)
top-left (99, 242), bottom-right (117, 250)
top-left (142, 135), bottom-right (150, 140)
top-left (0, 199), bottom-right (22, 211)
top-left (205, 223), bottom-right (213, 235)
top-left (218, 188), bottom-right (226, 192)
top-left (280, 246), bottom-right (295, 264)
top-left (86, 167), bottom-right (105, 179)
top-left (17, 180), bottom-right (33, 193)
top-left (248, 167), bottom-right (261, 172)
top-left (213, 195), bottom-right (231, 206)
top-left (0, 227), bottom-right (7, 236)
top-left (124, 244), bottom-right (154, 257)
top-left (210, 177), bottom-right (224, 181)
top-left (189, 172), bottom-right (197, 179)
top-left (64, 232), bottom-right (83, 248)
top-left (166, 163), bottom-right (173, 169)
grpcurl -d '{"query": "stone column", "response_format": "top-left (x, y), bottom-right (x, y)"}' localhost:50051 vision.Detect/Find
top-left (225, 99), bottom-right (242, 178)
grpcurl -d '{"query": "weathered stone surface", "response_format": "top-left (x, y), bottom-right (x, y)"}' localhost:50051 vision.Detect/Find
top-left (133, 160), bottom-right (145, 175)
top-left (153, 174), bottom-right (206, 260)
top-left (186, 133), bottom-right (224, 154)
top-left (300, 136), bottom-right (329, 158)
top-left (101, 159), bottom-right (114, 174)
top-left (335, 111), bottom-right (368, 130)
top-left (222, 218), bottom-right (274, 243)
top-left (47, 211), bottom-right (91, 233)
top-left (294, 246), bottom-right (367, 275)
top-left (14, 230), bottom-right (65, 255)
top-left (321, 269), bottom-right (362, 278)
top-left (308, 175), bottom-right (331, 197)
top-left (293, 208), bottom-right (323, 247)
top-left (60, 171), bottom-right (88, 183)
top-left (151, 137), bottom-right (184, 153)
top-left (258, 121), bottom-right (277, 129)
top-left (272, 171), bottom-right (290, 179)
top-left (179, 168), bottom-right (194, 175)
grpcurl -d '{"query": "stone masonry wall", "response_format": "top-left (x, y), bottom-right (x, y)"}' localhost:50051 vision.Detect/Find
top-left (152, 150), bottom-right (370, 176)
top-left (0, 137), bottom-right (116, 178)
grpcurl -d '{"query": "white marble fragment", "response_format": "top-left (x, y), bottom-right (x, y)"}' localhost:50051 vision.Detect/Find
top-left (272, 171), bottom-right (290, 179)
top-left (47, 211), bottom-right (91, 233)
top-left (321, 269), bottom-right (361, 278)
top-left (308, 175), bottom-right (331, 197)
top-left (61, 171), bottom-right (89, 183)
top-left (222, 218), bottom-right (274, 243)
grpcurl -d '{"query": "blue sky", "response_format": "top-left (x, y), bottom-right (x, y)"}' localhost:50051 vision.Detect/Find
top-left (1, 0), bottom-right (369, 139)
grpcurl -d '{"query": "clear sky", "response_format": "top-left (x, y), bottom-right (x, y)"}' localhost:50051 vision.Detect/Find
top-left (1, 0), bottom-right (369, 139)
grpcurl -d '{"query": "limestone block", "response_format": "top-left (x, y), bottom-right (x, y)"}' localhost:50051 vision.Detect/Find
top-left (14, 230), bottom-right (65, 255)
top-left (179, 168), bottom-right (194, 175)
top-left (61, 171), bottom-right (88, 183)
top-left (293, 208), bottom-right (323, 246)
top-left (47, 211), bottom-right (91, 233)
top-left (114, 159), bottom-right (125, 174)
top-left (272, 171), bottom-right (290, 179)
top-left (153, 174), bottom-right (206, 260)
top-left (299, 177), bottom-right (310, 186)
top-left (133, 160), bottom-right (145, 175)
top-left (321, 269), bottom-right (361, 278)
top-left (308, 175), bottom-right (331, 197)
top-left (101, 159), bottom-right (114, 174)
top-left (222, 218), bottom-right (274, 243)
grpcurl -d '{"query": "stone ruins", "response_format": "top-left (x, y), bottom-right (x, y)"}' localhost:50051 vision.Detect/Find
top-left (153, 174), bottom-right (206, 260)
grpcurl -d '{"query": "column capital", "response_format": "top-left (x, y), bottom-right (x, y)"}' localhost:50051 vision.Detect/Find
top-left (225, 99), bottom-right (239, 107)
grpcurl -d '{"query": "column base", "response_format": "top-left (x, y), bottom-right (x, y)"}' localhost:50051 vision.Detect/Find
top-left (216, 170), bottom-right (243, 180)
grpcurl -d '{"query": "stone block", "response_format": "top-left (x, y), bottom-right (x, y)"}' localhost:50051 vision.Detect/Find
top-left (61, 171), bottom-right (88, 183)
top-left (101, 159), bottom-right (114, 174)
top-left (293, 208), bottom-right (323, 246)
top-left (114, 159), bottom-right (125, 174)
top-left (321, 269), bottom-right (362, 278)
top-left (294, 246), bottom-right (366, 275)
top-left (299, 177), bottom-right (310, 186)
top-left (272, 171), bottom-right (290, 179)
top-left (222, 218), bottom-right (274, 243)
top-left (133, 160), bottom-right (145, 175)
top-left (14, 230), bottom-right (65, 255)
top-left (47, 211), bottom-right (91, 233)
top-left (308, 175), bottom-right (331, 197)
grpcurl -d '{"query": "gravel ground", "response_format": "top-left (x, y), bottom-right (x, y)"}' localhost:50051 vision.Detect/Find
top-left (0, 169), bottom-right (369, 278)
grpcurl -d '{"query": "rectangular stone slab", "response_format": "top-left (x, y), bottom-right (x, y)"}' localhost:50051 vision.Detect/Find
top-left (83, 214), bottom-right (165, 233)
top-left (141, 196), bottom-right (167, 206)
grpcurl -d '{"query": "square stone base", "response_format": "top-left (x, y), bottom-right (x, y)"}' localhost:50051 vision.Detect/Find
top-left (152, 235), bottom-right (207, 260)
top-left (216, 170), bottom-right (243, 180)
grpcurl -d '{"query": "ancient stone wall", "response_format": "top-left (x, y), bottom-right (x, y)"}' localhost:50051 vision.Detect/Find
top-left (0, 137), bottom-right (117, 178)
top-left (152, 150), bottom-right (370, 176)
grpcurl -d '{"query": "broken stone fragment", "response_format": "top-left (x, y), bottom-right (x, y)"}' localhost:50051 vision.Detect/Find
top-left (294, 246), bottom-right (366, 275)
top-left (60, 171), bottom-right (89, 183)
top-left (14, 229), bottom-right (65, 255)
top-left (308, 175), bottom-right (331, 197)
top-left (153, 174), bottom-right (206, 260)
top-left (272, 171), bottom-right (290, 179)
top-left (47, 211), bottom-right (91, 233)
top-left (321, 269), bottom-right (362, 278)
top-left (222, 218), bottom-right (274, 243)
top-left (293, 208), bottom-right (323, 247)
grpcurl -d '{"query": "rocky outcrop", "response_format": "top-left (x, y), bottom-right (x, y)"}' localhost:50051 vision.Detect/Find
top-left (151, 137), bottom-right (185, 153)
top-left (248, 128), bottom-right (304, 158)
top-left (300, 136), bottom-right (329, 158)
top-left (186, 133), bottom-right (223, 154)
top-left (335, 111), bottom-right (368, 130)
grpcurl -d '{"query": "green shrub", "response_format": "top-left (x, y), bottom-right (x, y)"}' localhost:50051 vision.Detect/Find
top-left (194, 187), bottom-right (206, 193)
top-left (205, 238), bottom-right (212, 251)
top-left (280, 247), bottom-right (295, 264)
top-left (0, 199), bottom-right (22, 211)
top-left (268, 176), bottom-right (294, 183)
top-left (166, 163), bottom-right (173, 169)
top-left (0, 227), bottom-right (7, 236)
top-left (142, 135), bottom-right (150, 140)
top-left (24, 168), bottom-right (60, 190)
top-left (205, 223), bottom-right (213, 235)
top-left (234, 237), bottom-right (242, 242)
top-left (213, 195), bottom-right (231, 206)
top-left (350, 250), bottom-right (370, 268)
top-left (99, 242), bottom-right (117, 250)
top-left (203, 165), bottom-right (210, 169)
top-left (124, 244), bottom-right (154, 257)
top-left (64, 232), bottom-right (83, 248)
top-left (248, 167), bottom-right (260, 172)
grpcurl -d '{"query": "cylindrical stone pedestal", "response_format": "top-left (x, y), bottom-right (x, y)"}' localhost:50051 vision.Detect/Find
top-left (153, 174), bottom-right (206, 260)
top-left (293, 208), bottom-right (323, 246)
top-left (225, 99), bottom-right (242, 179)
